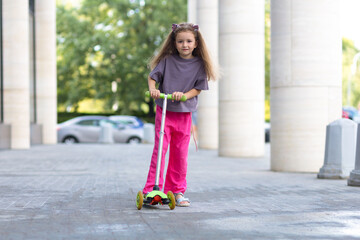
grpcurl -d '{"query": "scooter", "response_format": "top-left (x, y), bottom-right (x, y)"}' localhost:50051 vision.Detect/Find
top-left (136, 91), bottom-right (187, 210)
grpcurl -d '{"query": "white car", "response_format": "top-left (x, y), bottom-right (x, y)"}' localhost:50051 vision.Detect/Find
top-left (108, 115), bottom-right (144, 129)
top-left (109, 115), bottom-right (144, 139)
top-left (57, 116), bottom-right (143, 144)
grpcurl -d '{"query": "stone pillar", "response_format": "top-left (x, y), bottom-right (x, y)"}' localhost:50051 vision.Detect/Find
top-left (348, 123), bottom-right (360, 186)
top-left (318, 119), bottom-right (357, 179)
top-left (3, 0), bottom-right (30, 149)
top-left (196, 0), bottom-right (218, 149)
top-left (98, 124), bottom-right (114, 144)
top-left (219, 0), bottom-right (264, 157)
top-left (0, 124), bottom-right (11, 149)
top-left (271, 0), bottom-right (342, 172)
top-left (35, 0), bottom-right (57, 144)
top-left (187, 0), bottom-right (197, 23)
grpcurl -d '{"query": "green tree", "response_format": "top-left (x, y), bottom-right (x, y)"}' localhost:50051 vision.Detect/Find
top-left (264, 0), bottom-right (270, 121)
top-left (57, 3), bottom-right (96, 111)
top-left (342, 38), bottom-right (360, 107)
top-left (57, 0), bottom-right (187, 115)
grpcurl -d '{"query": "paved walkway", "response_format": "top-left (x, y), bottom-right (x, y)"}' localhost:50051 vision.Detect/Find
top-left (0, 143), bottom-right (360, 239)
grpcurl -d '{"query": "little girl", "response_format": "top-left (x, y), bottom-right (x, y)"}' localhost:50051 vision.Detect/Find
top-left (143, 23), bottom-right (216, 207)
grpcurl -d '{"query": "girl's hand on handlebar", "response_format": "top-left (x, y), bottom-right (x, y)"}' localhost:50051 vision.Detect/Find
top-left (172, 92), bottom-right (184, 102)
top-left (149, 88), bottom-right (160, 99)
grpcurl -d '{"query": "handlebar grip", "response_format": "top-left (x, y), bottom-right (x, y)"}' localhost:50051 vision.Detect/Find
top-left (145, 91), bottom-right (187, 102)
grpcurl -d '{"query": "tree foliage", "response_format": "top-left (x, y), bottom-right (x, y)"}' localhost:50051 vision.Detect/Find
top-left (57, 0), bottom-right (187, 115)
top-left (342, 38), bottom-right (360, 107)
top-left (265, 0), bottom-right (270, 121)
top-left (58, 0), bottom-right (359, 119)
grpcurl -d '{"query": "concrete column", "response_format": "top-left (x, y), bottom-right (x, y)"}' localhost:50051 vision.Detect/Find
top-left (271, 0), bottom-right (342, 172)
top-left (0, 124), bottom-right (11, 149)
top-left (196, 0), bottom-right (218, 149)
top-left (3, 0), bottom-right (30, 149)
top-left (219, 0), bottom-right (265, 157)
top-left (187, 0), bottom-right (197, 23)
top-left (35, 0), bottom-right (57, 144)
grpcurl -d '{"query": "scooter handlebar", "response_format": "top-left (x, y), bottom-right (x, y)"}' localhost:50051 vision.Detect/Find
top-left (145, 91), bottom-right (187, 102)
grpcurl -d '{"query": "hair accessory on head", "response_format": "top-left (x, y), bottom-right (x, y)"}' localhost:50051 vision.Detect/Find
top-left (172, 23), bottom-right (179, 32)
top-left (192, 24), bottom-right (199, 31)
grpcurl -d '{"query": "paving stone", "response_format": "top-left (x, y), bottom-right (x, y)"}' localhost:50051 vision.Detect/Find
top-left (0, 143), bottom-right (360, 239)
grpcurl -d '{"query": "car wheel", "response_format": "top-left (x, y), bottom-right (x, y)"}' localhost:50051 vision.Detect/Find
top-left (63, 136), bottom-right (78, 144)
top-left (127, 137), bottom-right (141, 144)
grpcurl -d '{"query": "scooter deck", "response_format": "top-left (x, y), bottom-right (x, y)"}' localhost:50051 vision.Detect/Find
top-left (143, 190), bottom-right (171, 205)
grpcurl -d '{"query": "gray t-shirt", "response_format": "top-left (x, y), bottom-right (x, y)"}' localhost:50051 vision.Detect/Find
top-left (149, 54), bottom-right (209, 112)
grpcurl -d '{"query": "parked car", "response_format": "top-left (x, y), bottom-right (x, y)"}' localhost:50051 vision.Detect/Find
top-left (108, 115), bottom-right (144, 129)
top-left (342, 106), bottom-right (358, 120)
top-left (57, 116), bottom-right (143, 144)
top-left (342, 106), bottom-right (360, 123)
top-left (109, 115), bottom-right (144, 140)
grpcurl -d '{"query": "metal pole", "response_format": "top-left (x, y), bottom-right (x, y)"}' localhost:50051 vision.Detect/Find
top-left (154, 96), bottom-right (168, 190)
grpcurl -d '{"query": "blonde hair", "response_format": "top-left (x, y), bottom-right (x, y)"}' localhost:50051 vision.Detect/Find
top-left (149, 23), bottom-right (217, 81)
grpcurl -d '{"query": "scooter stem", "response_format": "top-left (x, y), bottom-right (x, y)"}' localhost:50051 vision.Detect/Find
top-left (154, 95), bottom-right (168, 190)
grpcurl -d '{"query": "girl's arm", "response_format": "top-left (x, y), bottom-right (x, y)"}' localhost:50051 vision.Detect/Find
top-left (185, 89), bottom-right (201, 99)
top-left (148, 76), bottom-right (160, 99)
top-left (172, 89), bottom-right (201, 101)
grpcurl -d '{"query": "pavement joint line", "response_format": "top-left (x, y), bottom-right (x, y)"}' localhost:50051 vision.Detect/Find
top-left (0, 143), bottom-right (360, 239)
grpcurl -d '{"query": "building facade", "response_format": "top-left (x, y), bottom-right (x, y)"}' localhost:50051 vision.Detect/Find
top-left (0, 0), bottom-right (57, 149)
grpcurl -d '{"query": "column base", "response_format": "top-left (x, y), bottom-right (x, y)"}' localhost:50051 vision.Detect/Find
top-left (0, 124), bottom-right (11, 149)
top-left (31, 123), bottom-right (43, 145)
top-left (348, 170), bottom-right (360, 186)
top-left (318, 165), bottom-right (350, 179)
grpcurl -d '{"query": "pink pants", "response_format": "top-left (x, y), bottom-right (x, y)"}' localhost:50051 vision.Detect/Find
top-left (143, 105), bottom-right (192, 194)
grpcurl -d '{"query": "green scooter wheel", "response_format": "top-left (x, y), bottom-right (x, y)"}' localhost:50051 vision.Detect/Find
top-left (167, 191), bottom-right (176, 210)
top-left (136, 191), bottom-right (143, 210)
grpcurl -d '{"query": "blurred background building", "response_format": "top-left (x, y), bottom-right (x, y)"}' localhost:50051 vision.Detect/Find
top-left (0, 0), bottom-right (57, 149)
